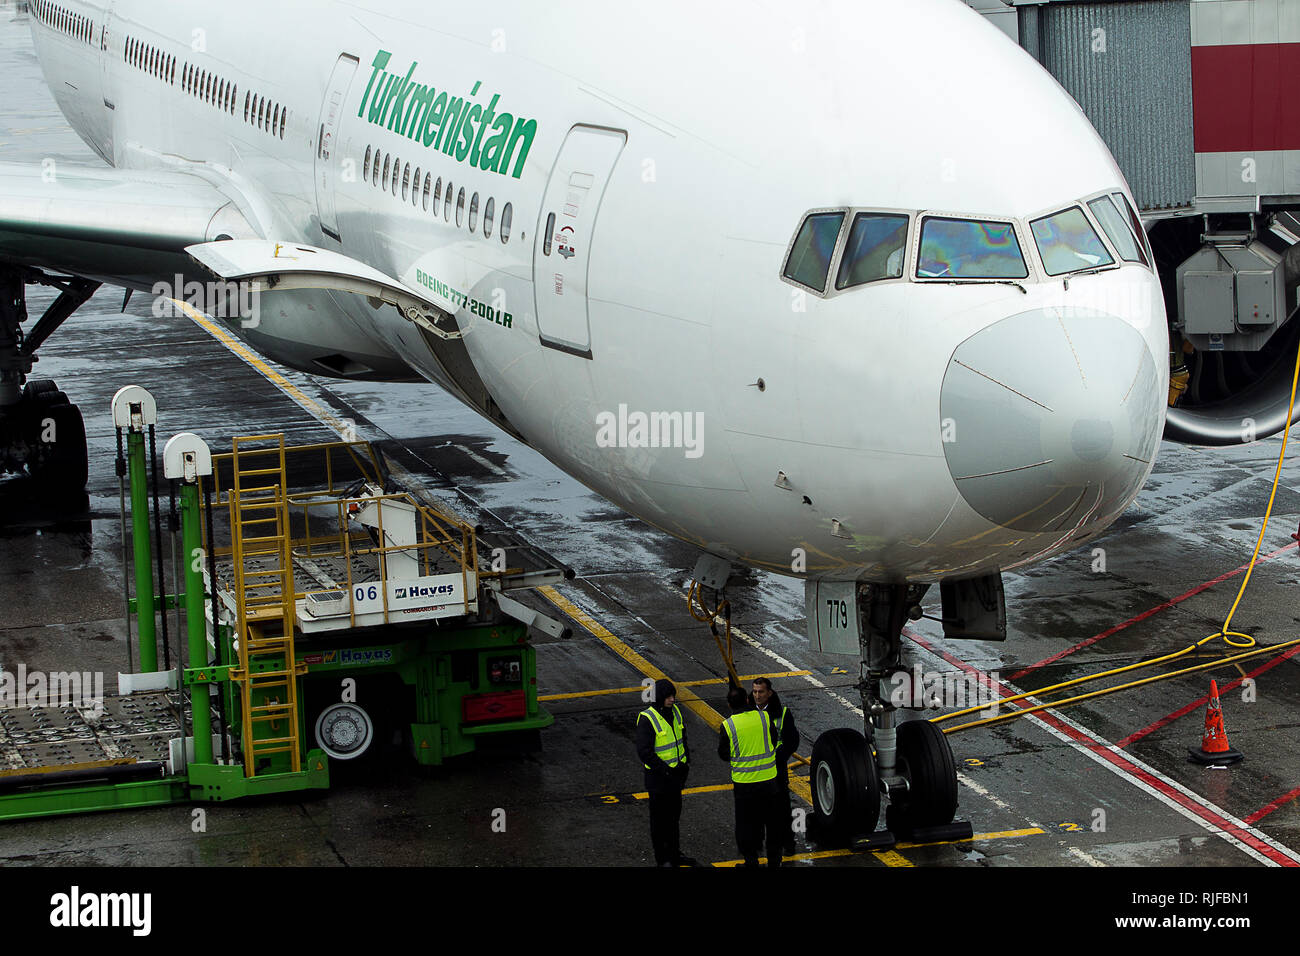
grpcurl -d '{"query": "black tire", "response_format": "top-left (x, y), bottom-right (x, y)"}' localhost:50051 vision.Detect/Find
top-left (27, 402), bottom-right (88, 493)
top-left (810, 727), bottom-right (880, 847)
top-left (22, 379), bottom-right (60, 403)
top-left (893, 719), bottom-right (958, 829)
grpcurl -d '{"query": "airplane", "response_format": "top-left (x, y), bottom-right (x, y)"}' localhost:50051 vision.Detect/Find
top-left (0, 0), bottom-right (1179, 844)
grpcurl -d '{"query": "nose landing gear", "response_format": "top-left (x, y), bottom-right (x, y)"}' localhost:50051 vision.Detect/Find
top-left (809, 583), bottom-right (971, 848)
top-left (1, 266), bottom-right (98, 495)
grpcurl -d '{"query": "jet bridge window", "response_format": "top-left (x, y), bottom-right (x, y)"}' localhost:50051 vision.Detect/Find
top-left (783, 212), bottom-right (845, 293)
top-left (1029, 207), bottom-right (1114, 277)
top-left (918, 217), bottom-right (1028, 279)
top-left (836, 213), bottom-right (909, 290)
top-left (1087, 195), bottom-right (1147, 266)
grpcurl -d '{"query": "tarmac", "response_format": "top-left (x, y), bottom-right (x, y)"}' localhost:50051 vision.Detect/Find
top-left (1, 0), bottom-right (1299, 869)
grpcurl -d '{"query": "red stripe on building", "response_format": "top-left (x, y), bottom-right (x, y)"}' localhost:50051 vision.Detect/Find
top-left (1192, 43), bottom-right (1300, 152)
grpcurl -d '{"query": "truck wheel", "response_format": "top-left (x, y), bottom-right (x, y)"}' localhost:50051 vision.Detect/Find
top-left (314, 702), bottom-right (375, 761)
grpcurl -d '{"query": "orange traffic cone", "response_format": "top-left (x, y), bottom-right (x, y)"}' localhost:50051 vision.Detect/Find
top-left (1188, 680), bottom-right (1244, 766)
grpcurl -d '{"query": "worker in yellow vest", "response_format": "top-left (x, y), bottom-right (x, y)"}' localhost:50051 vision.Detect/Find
top-left (718, 685), bottom-right (785, 867)
top-left (636, 678), bottom-right (695, 867)
top-left (751, 676), bottom-right (799, 856)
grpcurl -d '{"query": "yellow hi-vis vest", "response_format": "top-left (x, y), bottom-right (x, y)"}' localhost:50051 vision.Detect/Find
top-left (640, 704), bottom-right (686, 769)
top-left (723, 710), bottom-right (778, 784)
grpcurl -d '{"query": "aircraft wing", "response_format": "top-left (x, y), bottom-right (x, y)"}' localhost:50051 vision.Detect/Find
top-left (0, 161), bottom-right (257, 288)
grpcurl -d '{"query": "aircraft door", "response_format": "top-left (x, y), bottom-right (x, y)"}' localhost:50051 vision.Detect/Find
top-left (99, 3), bottom-right (117, 156)
top-left (533, 125), bottom-right (627, 358)
top-left (315, 54), bottom-right (360, 244)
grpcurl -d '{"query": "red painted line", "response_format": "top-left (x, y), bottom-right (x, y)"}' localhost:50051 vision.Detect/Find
top-left (904, 628), bottom-right (1300, 867)
top-left (1115, 643), bottom-right (1300, 749)
top-left (1192, 43), bottom-right (1300, 152)
top-left (1009, 541), bottom-right (1298, 682)
top-left (1245, 786), bottom-right (1300, 826)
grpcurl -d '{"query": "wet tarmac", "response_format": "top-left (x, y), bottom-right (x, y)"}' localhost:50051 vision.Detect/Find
top-left (1, 2), bottom-right (1299, 871)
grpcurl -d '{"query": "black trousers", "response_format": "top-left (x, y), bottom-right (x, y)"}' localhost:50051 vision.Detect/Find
top-left (646, 775), bottom-right (683, 865)
top-left (733, 778), bottom-right (784, 867)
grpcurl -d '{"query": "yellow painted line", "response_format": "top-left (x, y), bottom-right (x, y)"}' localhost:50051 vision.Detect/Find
top-left (874, 850), bottom-right (915, 867)
top-left (714, 849), bottom-right (911, 868)
top-left (710, 826), bottom-right (1046, 867)
top-left (177, 302), bottom-right (354, 438)
top-left (895, 826), bottom-right (1044, 850)
top-left (631, 784), bottom-right (733, 801)
top-left (539, 585), bottom-right (725, 732)
top-left (539, 670), bottom-right (812, 702)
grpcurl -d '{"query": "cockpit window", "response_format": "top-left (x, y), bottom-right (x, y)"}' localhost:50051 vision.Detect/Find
top-left (917, 217), bottom-right (1027, 279)
top-left (1029, 207), bottom-right (1115, 276)
top-left (1114, 192), bottom-right (1153, 263)
top-left (1087, 195), bottom-right (1147, 265)
top-left (784, 212), bottom-right (845, 292)
top-left (835, 213), bottom-right (908, 289)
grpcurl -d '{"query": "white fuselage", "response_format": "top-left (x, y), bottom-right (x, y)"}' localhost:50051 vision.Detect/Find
top-left (28, 0), bottom-right (1170, 582)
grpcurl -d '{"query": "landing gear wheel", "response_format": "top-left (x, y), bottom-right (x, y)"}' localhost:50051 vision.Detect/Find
top-left (891, 718), bottom-right (958, 830)
top-left (810, 728), bottom-right (880, 847)
top-left (26, 401), bottom-right (87, 493)
top-left (22, 379), bottom-right (62, 404)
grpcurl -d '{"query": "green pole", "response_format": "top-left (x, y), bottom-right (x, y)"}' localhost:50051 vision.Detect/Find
top-left (128, 429), bottom-right (158, 673)
top-left (181, 481), bottom-right (213, 765)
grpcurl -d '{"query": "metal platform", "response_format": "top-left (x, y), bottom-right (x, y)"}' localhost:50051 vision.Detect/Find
top-left (201, 440), bottom-right (481, 635)
top-left (0, 692), bottom-right (182, 775)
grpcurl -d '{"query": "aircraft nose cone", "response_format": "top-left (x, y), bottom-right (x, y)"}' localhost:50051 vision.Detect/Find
top-left (940, 309), bottom-right (1162, 534)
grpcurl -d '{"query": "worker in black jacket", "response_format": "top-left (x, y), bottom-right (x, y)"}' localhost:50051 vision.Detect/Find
top-left (751, 676), bottom-right (799, 856)
top-left (635, 678), bottom-right (695, 867)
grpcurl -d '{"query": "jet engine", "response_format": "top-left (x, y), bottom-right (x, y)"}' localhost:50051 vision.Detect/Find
top-left (1156, 213), bottom-right (1300, 446)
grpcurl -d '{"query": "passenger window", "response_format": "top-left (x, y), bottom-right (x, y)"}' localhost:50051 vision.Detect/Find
top-left (433, 178), bottom-right (442, 210)
top-left (402, 163), bottom-right (410, 200)
top-left (483, 197), bottom-right (495, 238)
top-left (918, 217), bottom-right (1028, 279)
top-left (469, 193), bottom-right (480, 233)
top-left (1030, 207), bottom-right (1114, 276)
top-left (364, 146), bottom-right (372, 182)
top-left (456, 188), bottom-right (466, 227)
top-left (500, 203), bottom-right (512, 243)
top-left (382, 155), bottom-right (391, 191)
top-left (1087, 196), bottom-right (1147, 265)
top-left (444, 181), bottom-right (453, 221)
top-left (783, 212), bottom-right (845, 292)
top-left (422, 173), bottom-right (431, 210)
top-left (412, 167), bottom-right (422, 205)
top-left (836, 213), bottom-right (909, 289)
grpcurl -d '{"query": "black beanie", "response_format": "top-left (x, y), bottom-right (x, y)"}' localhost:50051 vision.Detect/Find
top-left (655, 679), bottom-right (676, 704)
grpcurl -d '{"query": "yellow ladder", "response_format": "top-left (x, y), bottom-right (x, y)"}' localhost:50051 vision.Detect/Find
top-left (229, 434), bottom-right (304, 776)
